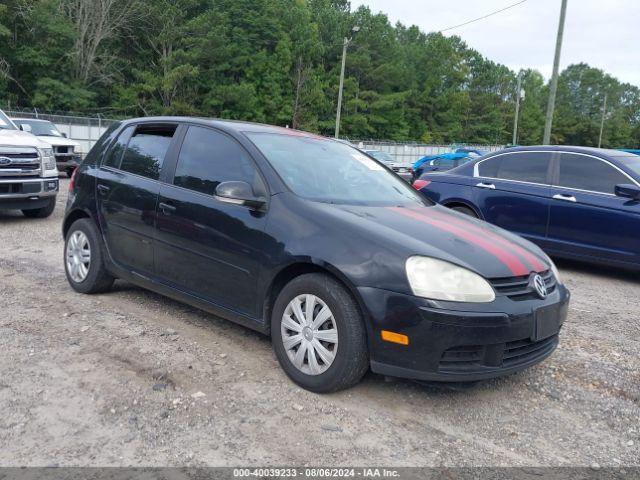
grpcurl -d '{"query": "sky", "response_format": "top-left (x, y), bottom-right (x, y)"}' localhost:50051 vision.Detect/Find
top-left (350, 0), bottom-right (640, 87)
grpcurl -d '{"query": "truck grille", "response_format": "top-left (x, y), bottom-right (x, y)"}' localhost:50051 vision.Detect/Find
top-left (0, 147), bottom-right (40, 177)
top-left (490, 270), bottom-right (556, 300)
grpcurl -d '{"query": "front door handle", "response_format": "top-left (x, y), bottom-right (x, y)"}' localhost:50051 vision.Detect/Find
top-left (97, 184), bottom-right (110, 195)
top-left (552, 193), bottom-right (577, 203)
top-left (476, 182), bottom-right (496, 190)
top-left (159, 202), bottom-right (177, 215)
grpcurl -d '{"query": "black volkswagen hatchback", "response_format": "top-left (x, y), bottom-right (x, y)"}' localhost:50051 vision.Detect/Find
top-left (63, 117), bottom-right (570, 392)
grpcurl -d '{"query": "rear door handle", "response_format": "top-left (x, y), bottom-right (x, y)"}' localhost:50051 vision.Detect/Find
top-left (97, 184), bottom-right (110, 195)
top-left (552, 194), bottom-right (576, 203)
top-left (476, 182), bottom-right (496, 190)
top-left (158, 202), bottom-right (177, 215)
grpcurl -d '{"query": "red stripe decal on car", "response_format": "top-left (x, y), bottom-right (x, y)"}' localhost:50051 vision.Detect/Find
top-left (427, 209), bottom-right (547, 273)
top-left (390, 207), bottom-right (530, 277)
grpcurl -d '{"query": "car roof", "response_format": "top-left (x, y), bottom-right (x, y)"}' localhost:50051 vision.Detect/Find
top-left (120, 116), bottom-right (326, 139)
top-left (496, 145), bottom-right (628, 159)
top-left (12, 118), bottom-right (52, 123)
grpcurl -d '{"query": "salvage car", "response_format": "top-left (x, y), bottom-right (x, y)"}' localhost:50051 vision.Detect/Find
top-left (0, 109), bottom-right (59, 217)
top-left (414, 146), bottom-right (640, 270)
top-left (63, 118), bottom-right (569, 392)
top-left (13, 118), bottom-right (82, 177)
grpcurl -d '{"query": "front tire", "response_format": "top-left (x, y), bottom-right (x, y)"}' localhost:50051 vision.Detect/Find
top-left (22, 197), bottom-right (56, 218)
top-left (64, 218), bottom-right (114, 294)
top-left (271, 273), bottom-right (368, 393)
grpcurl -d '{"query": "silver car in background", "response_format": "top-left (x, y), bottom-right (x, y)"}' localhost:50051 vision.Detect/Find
top-left (364, 149), bottom-right (413, 182)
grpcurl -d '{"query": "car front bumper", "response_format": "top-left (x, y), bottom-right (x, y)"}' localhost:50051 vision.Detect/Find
top-left (0, 177), bottom-right (59, 209)
top-left (55, 155), bottom-right (81, 170)
top-left (358, 284), bottom-right (570, 382)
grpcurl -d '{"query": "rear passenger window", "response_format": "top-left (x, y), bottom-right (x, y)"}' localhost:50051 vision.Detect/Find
top-left (478, 156), bottom-right (501, 178)
top-left (173, 126), bottom-right (263, 196)
top-left (119, 124), bottom-right (177, 180)
top-left (558, 153), bottom-right (629, 194)
top-left (103, 126), bottom-right (134, 168)
top-left (478, 152), bottom-right (550, 184)
top-left (497, 153), bottom-right (550, 184)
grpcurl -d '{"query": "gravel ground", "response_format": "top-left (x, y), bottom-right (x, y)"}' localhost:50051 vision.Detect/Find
top-left (0, 178), bottom-right (638, 467)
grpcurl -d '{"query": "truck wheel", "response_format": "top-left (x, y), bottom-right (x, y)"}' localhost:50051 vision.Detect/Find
top-left (64, 218), bottom-right (115, 294)
top-left (22, 197), bottom-right (56, 218)
top-left (271, 273), bottom-right (369, 393)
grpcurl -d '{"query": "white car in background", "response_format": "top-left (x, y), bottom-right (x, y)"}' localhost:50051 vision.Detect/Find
top-left (13, 118), bottom-right (82, 177)
top-left (364, 149), bottom-right (413, 182)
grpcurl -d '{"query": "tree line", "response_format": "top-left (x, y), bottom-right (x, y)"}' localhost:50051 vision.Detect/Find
top-left (1, 0), bottom-right (639, 147)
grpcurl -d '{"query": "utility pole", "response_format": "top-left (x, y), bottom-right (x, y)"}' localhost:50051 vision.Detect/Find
top-left (543, 0), bottom-right (568, 145)
top-left (335, 26), bottom-right (360, 139)
top-left (512, 71), bottom-right (523, 145)
top-left (598, 93), bottom-right (607, 148)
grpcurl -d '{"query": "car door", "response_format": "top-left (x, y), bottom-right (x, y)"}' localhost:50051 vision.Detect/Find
top-left (546, 152), bottom-right (640, 265)
top-left (96, 123), bottom-right (178, 275)
top-left (154, 125), bottom-right (269, 317)
top-left (472, 151), bottom-right (553, 244)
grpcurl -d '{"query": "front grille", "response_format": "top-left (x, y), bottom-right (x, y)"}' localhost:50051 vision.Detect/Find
top-left (439, 334), bottom-right (558, 372)
top-left (0, 148), bottom-right (40, 177)
top-left (490, 270), bottom-right (556, 300)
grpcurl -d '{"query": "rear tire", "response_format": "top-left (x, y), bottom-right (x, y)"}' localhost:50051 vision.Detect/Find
top-left (449, 205), bottom-right (478, 218)
top-left (22, 197), bottom-right (56, 218)
top-left (64, 218), bottom-right (115, 294)
top-left (271, 273), bottom-right (368, 393)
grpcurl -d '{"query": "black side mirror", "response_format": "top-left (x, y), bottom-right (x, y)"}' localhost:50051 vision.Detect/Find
top-left (615, 183), bottom-right (640, 200)
top-left (62, 132), bottom-right (68, 138)
top-left (215, 181), bottom-right (266, 210)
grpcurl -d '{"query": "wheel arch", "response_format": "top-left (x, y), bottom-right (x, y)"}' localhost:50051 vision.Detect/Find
top-left (441, 199), bottom-right (483, 219)
top-left (263, 261), bottom-right (371, 341)
top-left (62, 208), bottom-right (95, 238)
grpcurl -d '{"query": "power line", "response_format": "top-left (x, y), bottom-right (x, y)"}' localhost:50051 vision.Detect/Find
top-left (439, 0), bottom-right (528, 33)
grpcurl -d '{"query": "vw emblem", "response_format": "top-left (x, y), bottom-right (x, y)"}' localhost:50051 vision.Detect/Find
top-left (0, 156), bottom-right (11, 166)
top-left (532, 274), bottom-right (548, 299)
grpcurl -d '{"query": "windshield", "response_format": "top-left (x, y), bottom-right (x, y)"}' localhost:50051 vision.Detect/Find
top-left (247, 133), bottom-right (427, 206)
top-left (614, 154), bottom-right (640, 178)
top-left (0, 110), bottom-right (16, 130)
top-left (16, 119), bottom-right (63, 137)
top-left (366, 150), bottom-right (395, 164)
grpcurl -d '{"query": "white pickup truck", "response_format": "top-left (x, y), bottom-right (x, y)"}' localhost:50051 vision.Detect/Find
top-left (0, 109), bottom-right (59, 218)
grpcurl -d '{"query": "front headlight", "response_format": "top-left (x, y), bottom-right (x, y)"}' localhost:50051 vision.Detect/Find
top-left (39, 148), bottom-right (56, 170)
top-left (548, 258), bottom-right (562, 284)
top-left (406, 256), bottom-right (495, 303)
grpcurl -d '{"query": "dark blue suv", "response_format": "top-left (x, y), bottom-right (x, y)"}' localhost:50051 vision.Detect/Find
top-left (415, 146), bottom-right (640, 270)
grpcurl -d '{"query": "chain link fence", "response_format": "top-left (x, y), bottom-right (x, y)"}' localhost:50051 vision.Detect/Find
top-left (348, 140), bottom-right (504, 164)
top-left (4, 107), bottom-right (119, 154)
top-left (2, 107), bottom-right (505, 161)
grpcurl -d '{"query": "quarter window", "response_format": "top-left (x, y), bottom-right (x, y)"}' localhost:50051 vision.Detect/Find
top-left (557, 153), bottom-right (629, 194)
top-left (104, 126), bottom-right (134, 168)
top-left (119, 124), bottom-right (177, 180)
top-left (173, 126), bottom-right (263, 196)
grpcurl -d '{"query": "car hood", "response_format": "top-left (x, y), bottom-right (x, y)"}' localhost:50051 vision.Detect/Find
top-left (39, 136), bottom-right (80, 148)
top-left (0, 129), bottom-right (52, 149)
top-left (318, 202), bottom-right (550, 279)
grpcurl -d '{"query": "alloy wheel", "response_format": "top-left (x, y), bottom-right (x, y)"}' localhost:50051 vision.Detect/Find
top-left (281, 294), bottom-right (339, 375)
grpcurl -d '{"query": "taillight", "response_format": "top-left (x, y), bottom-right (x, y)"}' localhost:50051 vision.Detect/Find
top-left (412, 179), bottom-right (431, 190)
top-left (68, 168), bottom-right (78, 192)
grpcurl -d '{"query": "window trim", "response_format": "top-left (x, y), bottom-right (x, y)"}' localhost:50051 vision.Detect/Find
top-left (473, 150), bottom-right (555, 187)
top-left (165, 123), bottom-right (270, 206)
top-left (552, 151), bottom-right (640, 197)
